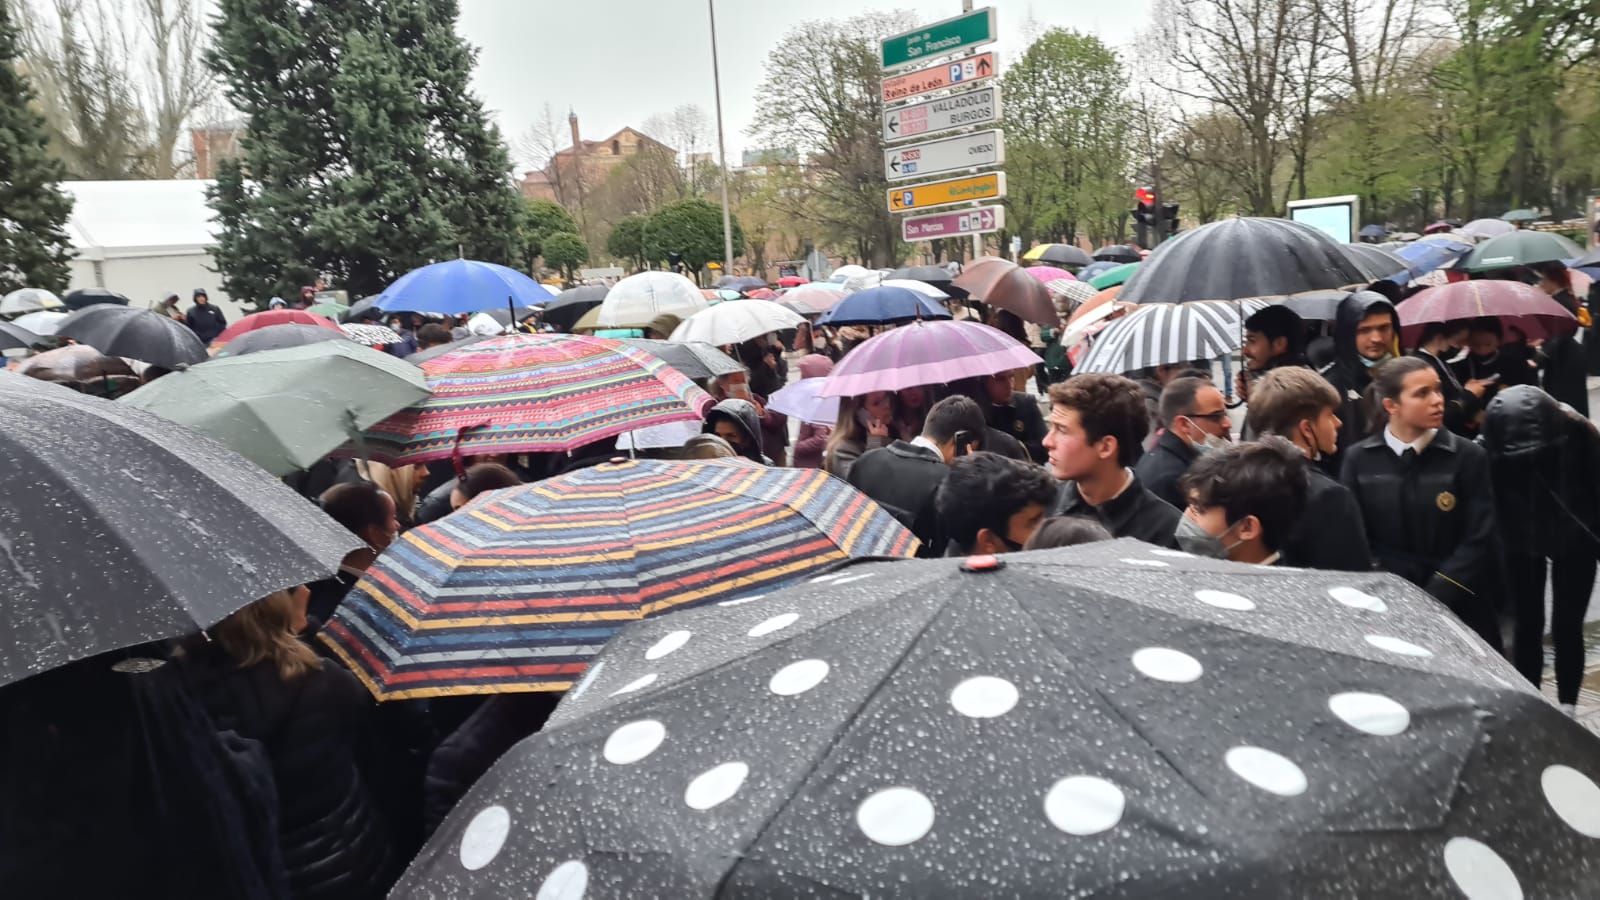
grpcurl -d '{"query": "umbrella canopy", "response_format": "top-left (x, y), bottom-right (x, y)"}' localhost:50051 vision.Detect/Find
top-left (715, 275), bottom-right (768, 292)
top-left (1501, 208), bottom-right (1539, 223)
top-left (1279, 290), bottom-right (1350, 322)
top-left (842, 271), bottom-right (889, 293)
top-left (1075, 299), bottom-right (1272, 374)
top-left (1021, 266), bottom-right (1075, 285)
top-left (0, 374), bottom-right (357, 687)
top-left (886, 265), bottom-right (959, 297)
top-left (1077, 260), bottom-right (1121, 282)
top-left (0, 288), bottom-right (63, 316)
top-left (12, 310), bottom-right (68, 336)
top-left (1062, 287), bottom-right (1135, 347)
top-left (776, 275), bottom-right (808, 288)
top-left (1391, 238), bottom-right (1474, 280)
top-left (1088, 262), bottom-right (1141, 290)
top-left (1023, 243), bottom-right (1093, 267)
top-left (542, 285), bottom-right (610, 332)
top-left (1423, 221), bottom-right (1458, 235)
top-left (1459, 218), bottom-right (1516, 241)
top-left (1050, 279), bottom-right (1101, 309)
top-left (1342, 243), bottom-right (1410, 281)
top-left (778, 287), bottom-right (843, 316)
top-left (340, 296), bottom-right (384, 323)
top-left (766, 377), bottom-right (839, 426)
top-left (362, 334), bottom-right (713, 464)
top-left (620, 339), bottom-right (744, 381)
top-left (216, 323), bottom-right (352, 357)
top-left (814, 287), bottom-right (952, 327)
top-left (61, 288), bottom-right (131, 311)
top-left (670, 301), bottom-right (806, 346)
top-left (215, 309), bottom-right (341, 345)
top-left (406, 334), bottom-right (494, 365)
top-left (829, 264), bottom-right (871, 283)
top-left (1571, 245), bottom-right (1600, 270)
top-left (55, 305), bottom-right (208, 369)
top-left (16, 344), bottom-right (136, 383)
top-left (1461, 230), bottom-right (1586, 273)
top-left (1398, 280), bottom-right (1578, 343)
top-left (399, 539), bottom-right (1596, 899)
top-left (339, 323), bottom-right (405, 347)
top-left (305, 301), bottom-right (349, 319)
top-left (1118, 218), bottom-right (1370, 304)
top-left (373, 259), bottom-right (556, 316)
top-left (597, 272), bottom-right (709, 329)
top-left (319, 459), bottom-right (918, 698)
top-left (820, 319), bottom-right (1040, 397)
top-left (745, 288), bottom-right (779, 301)
top-left (1092, 244), bottom-right (1142, 263)
top-left (1358, 223), bottom-right (1389, 240)
top-left (952, 259), bottom-right (1056, 325)
top-left (121, 342), bottom-right (430, 475)
top-left (878, 278), bottom-right (949, 300)
top-left (0, 321), bottom-right (42, 351)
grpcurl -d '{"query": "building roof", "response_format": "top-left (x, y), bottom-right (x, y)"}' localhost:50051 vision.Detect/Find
top-left (553, 126), bottom-right (676, 159)
top-left (63, 179), bottom-right (218, 258)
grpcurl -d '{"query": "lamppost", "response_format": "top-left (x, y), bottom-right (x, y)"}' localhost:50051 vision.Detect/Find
top-left (1411, 186), bottom-right (1424, 232)
top-left (707, 0), bottom-right (736, 276)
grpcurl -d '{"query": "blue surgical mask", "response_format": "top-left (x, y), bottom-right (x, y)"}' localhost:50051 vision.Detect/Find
top-left (1174, 516), bottom-right (1241, 559)
top-left (1360, 354), bottom-right (1390, 369)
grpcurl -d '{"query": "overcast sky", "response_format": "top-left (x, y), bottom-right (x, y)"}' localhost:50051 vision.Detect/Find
top-left (455, 0), bottom-right (1156, 171)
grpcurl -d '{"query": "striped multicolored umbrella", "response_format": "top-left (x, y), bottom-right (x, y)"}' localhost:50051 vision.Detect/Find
top-left (319, 458), bottom-right (919, 698)
top-left (1074, 299), bottom-right (1272, 375)
top-left (361, 333), bottom-right (712, 464)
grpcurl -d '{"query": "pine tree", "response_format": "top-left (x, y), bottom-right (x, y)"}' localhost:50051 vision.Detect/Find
top-left (207, 0), bottom-right (527, 300)
top-left (0, 0), bottom-right (74, 294)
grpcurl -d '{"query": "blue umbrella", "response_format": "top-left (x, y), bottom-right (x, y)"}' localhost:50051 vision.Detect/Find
top-left (1358, 224), bottom-right (1388, 240)
top-left (372, 259), bottom-right (556, 316)
top-left (814, 286), bottom-right (953, 326)
top-left (1393, 238), bottom-right (1474, 281)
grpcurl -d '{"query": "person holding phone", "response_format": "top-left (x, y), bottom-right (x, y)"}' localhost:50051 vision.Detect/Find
top-left (1407, 319), bottom-right (1492, 436)
top-left (847, 396), bottom-right (987, 557)
top-left (824, 391), bottom-right (895, 478)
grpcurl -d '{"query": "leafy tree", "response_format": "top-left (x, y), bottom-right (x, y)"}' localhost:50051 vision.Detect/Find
top-left (541, 231), bottom-right (588, 281)
top-left (606, 215), bottom-right (648, 270)
top-left (522, 198), bottom-right (578, 270)
top-left (647, 198), bottom-right (743, 282)
top-left (0, 0), bottom-right (74, 292)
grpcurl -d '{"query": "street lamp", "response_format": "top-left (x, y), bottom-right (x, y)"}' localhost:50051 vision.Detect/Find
top-left (1411, 186), bottom-right (1424, 231)
top-left (707, 0), bottom-right (736, 279)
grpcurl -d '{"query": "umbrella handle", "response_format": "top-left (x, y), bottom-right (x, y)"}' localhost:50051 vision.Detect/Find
top-left (451, 421), bottom-right (492, 480)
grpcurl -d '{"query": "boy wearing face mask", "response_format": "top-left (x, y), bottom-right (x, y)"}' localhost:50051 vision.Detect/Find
top-left (1136, 376), bottom-right (1231, 511)
top-left (1173, 438), bottom-right (1309, 565)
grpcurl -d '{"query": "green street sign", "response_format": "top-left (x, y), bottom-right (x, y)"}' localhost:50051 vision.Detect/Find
top-left (881, 8), bottom-right (997, 71)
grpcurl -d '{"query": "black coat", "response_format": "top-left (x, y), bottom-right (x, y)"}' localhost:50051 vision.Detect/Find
top-left (1054, 472), bottom-right (1181, 549)
top-left (1539, 331), bottom-right (1590, 417)
top-left (186, 303), bottom-right (228, 344)
top-left (1480, 385), bottom-right (1600, 560)
top-left (304, 570), bottom-right (359, 631)
top-left (1340, 427), bottom-right (1501, 645)
top-left (1279, 466), bottom-right (1373, 572)
top-left (1133, 429), bottom-right (1196, 511)
top-left (423, 693), bottom-right (561, 837)
top-left (986, 392), bottom-right (1047, 463)
top-left (1319, 292), bottom-right (1400, 468)
top-left (846, 440), bottom-right (949, 558)
top-left (179, 645), bottom-right (398, 900)
top-left (1450, 348), bottom-right (1537, 413)
top-left (1409, 348), bottom-right (1480, 436)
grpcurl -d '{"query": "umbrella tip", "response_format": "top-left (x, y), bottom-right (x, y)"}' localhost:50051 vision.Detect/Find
top-left (960, 554), bottom-right (1004, 573)
top-left (608, 457), bottom-right (628, 465)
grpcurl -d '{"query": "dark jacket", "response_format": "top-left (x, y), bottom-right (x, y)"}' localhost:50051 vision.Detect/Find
top-left (1450, 347), bottom-right (1537, 411)
top-left (1340, 427), bottom-right (1500, 645)
top-left (1133, 429), bottom-right (1196, 511)
top-left (985, 392), bottom-right (1047, 463)
top-left (1279, 466), bottom-right (1373, 571)
top-left (1409, 347), bottom-right (1480, 436)
top-left (847, 440), bottom-right (949, 557)
top-left (1319, 291), bottom-right (1399, 468)
top-left (179, 645), bottom-right (397, 900)
top-left (304, 570), bottom-right (360, 632)
top-left (1054, 472), bottom-right (1181, 549)
top-left (1479, 385), bottom-right (1600, 560)
top-left (422, 693), bottom-right (562, 837)
top-left (186, 302), bottom-right (229, 344)
top-left (1537, 293), bottom-right (1589, 417)
top-left (704, 398), bottom-right (771, 465)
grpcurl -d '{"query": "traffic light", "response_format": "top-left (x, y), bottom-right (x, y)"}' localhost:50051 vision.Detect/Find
top-left (1163, 203), bottom-right (1180, 236)
top-left (1132, 187), bottom-right (1156, 228)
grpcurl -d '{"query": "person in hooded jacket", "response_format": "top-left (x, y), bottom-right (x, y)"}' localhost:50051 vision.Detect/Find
top-left (1479, 385), bottom-right (1600, 717)
top-left (186, 288), bottom-right (228, 344)
top-left (704, 398), bottom-right (771, 465)
top-left (1528, 262), bottom-right (1590, 416)
top-left (1319, 291), bottom-right (1400, 470)
top-left (1341, 357), bottom-right (1502, 650)
top-left (790, 354), bottom-right (835, 469)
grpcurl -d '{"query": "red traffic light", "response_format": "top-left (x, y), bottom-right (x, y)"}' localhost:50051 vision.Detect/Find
top-left (1134, 187), bottom-right (1156, 206)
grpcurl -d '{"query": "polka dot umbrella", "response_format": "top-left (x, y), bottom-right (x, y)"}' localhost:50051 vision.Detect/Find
top-left (395, 539), bottom-right (1600, 898)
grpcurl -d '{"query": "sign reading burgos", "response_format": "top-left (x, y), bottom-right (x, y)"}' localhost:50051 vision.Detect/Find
top-left (901, 205), bottom-right (1006, 241)
top-left (884, 130), bottom-right (1004, 182)
top-left (880, 52), bottom-right (997, 104)
top-left (883, 86), bottom-right (1001, 142)
top-left (880, 8), bottom-right (997, 70)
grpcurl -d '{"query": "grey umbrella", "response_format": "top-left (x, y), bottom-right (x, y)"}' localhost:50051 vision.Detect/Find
top-left (55, 305), bottom-right (209, 369)
top-left (1119, 218), bottom-right (1373, 304)
top-left (397, 539), bottom-right (1598, 899)
top-left (1342, 243), bottom-right (1410, 282)
top-left (1092, 244), bottom-right (1142, 264)
top-left (215, 323), bottom-right (354, 357)
top-left (620, 338), bottom-right (744, 380)
top-left (0, 373), bottom-right (358, 687)
top-left (0, 322), bottom-right (42, 351)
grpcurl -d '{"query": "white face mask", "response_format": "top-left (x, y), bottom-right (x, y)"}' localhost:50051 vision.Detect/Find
top-left (1182, 418), bottom-right (1229, 456)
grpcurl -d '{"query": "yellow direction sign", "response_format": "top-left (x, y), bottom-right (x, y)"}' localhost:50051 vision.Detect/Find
top-left (887, 172), bottom-right (1006, 213)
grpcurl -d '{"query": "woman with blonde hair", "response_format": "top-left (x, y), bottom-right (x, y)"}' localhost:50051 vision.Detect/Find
top-left (824, 391), bottom-right (893, 478)
top-left (178, 589), bottom-right (399, 900)
top-left (354, 459), bottom-right (420, 529)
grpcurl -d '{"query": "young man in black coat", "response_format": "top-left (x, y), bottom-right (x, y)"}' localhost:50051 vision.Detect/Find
top-left (1135, 376), bottom-right (1231, 510)
top-left (1245, 367), bottom-right (1373, 571)
top-left (979, 371), bottom-right (1048, 463)
top-left (848, 395), bottom-right (986, 558)
top-left (1173, 438), bottom-right (1309, 564)
top-left (933, 451), bottom-right (1059, 555)
top-left (184, 288), bottom-right (228, 344)
top-left (1236, 304), bottom-right (1309, 416)
top-left (1318, 291), bottom-right (1400, 469)
top-left (1044, 373), bottom-right (1181, 548)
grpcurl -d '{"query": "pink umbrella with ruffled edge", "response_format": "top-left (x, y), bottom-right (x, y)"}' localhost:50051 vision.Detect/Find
top-left (818, 319), bottom-right (1041, 397)
top-left (1022, 266), bottom-right (1076, 284)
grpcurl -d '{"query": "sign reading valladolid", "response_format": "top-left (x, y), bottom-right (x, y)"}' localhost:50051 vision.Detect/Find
top-left (902, 205), bottom-right (1005, 241)
top-left (883, 86), bottom-right (1001, 142)
top-left (880, 8), bottom-right (997, 70)
top-left (884, 130), bottom-right (1004, 182)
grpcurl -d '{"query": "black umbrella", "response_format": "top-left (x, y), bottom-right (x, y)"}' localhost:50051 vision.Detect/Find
top-left (1358, 223), bottom-right (1389, 241)
top-left (1092, 244), bottom-right (1142, 264)
top-left (1119, 218), bottom-right (1372, 304)
top-left (1279, 290), bottom-right (1351, 322)
top-left (0, 321), bottom-right (42, 351)
top-left (1572, 246), bottom-right (1600, 269)
top-left (340, 296), bottom-right (386, 323)
top-left (620, 338), bottom-right (744, 380)
top-left (61, 288), bottom-right (132, 311)
top-left (398, 539), bottom-right (1596, 898)
top-left (1027, 243), bottom-right (1094, 267)
top-left (214, 322), bottom-right (354, 357)
top-left (0, 374), bottom-right (358, 687)
top-left (542, 285), bottom-right (610, 332)
top-left (55, 305), bottom-right (208, 368)
top-left (483, 306), bottom-right (541, 329)
top-left (1343, 243), bottom-right (1410, 281)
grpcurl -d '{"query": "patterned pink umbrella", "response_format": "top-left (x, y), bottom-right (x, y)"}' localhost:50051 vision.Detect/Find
top-left (819, 320), bottom-right (1040, 397)
top-left (1398, 280), bottom-right (1577, 343)
top-left (1023, 266), bottom-right (1076, 284)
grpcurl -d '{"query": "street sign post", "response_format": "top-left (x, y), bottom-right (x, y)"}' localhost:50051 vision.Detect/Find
top-left (887, 172), bottom-right (1005, 213)
top-left (881, 52), bottom-right (997, 104)
top-left (881, 8), bottom-right (996, 70)
top-left (883, 86), bottom-right (1001, 143)
top-left (884, 129), bottom-right (1004, 182)
top-left (901, 205), bottom-right (1005, 242)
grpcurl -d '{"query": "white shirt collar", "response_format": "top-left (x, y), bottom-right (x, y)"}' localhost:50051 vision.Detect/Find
top-left (1110, 468), bottom-right (1135, 501)
top-left (1257, 552), bottom-right (1281, 567)
top-left (909, 435), bottom-right (943, 456)
top-left (1383, 426), bottom-right (1437, 457)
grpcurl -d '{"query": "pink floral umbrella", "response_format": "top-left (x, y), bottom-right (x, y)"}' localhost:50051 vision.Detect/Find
top-left (819, 319), bottom-right (1041, 397)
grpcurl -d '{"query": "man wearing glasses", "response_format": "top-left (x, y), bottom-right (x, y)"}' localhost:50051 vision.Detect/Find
top-left (1135, 376), bottom-right (1233, 510)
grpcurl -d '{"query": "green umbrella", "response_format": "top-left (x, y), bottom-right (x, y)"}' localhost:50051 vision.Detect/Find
top-left (306, 301), bottom-right (349, 318)
top-left (120, 342), bottom-right (429, 475)
top-left (1089, 262), bottom-right (1140, 290)
top-left (1462, 230), bottom-right (1585, 273)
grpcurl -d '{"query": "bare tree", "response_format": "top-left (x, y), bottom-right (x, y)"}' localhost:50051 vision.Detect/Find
top-left (515, 103), bottom-right (586, 224)
top-left (135, 0), bottom-right (214, 178)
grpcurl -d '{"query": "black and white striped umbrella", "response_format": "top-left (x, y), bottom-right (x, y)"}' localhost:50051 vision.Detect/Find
top-left (1075, 299), bottom-right (1271, 374)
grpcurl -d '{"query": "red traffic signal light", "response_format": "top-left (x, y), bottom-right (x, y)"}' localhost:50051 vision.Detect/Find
top-left (1134, 187), bottom-right (1156, 206)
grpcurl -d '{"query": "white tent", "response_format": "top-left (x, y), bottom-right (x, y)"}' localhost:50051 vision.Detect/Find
top-left (62, 179), bottom-right (249, 319)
